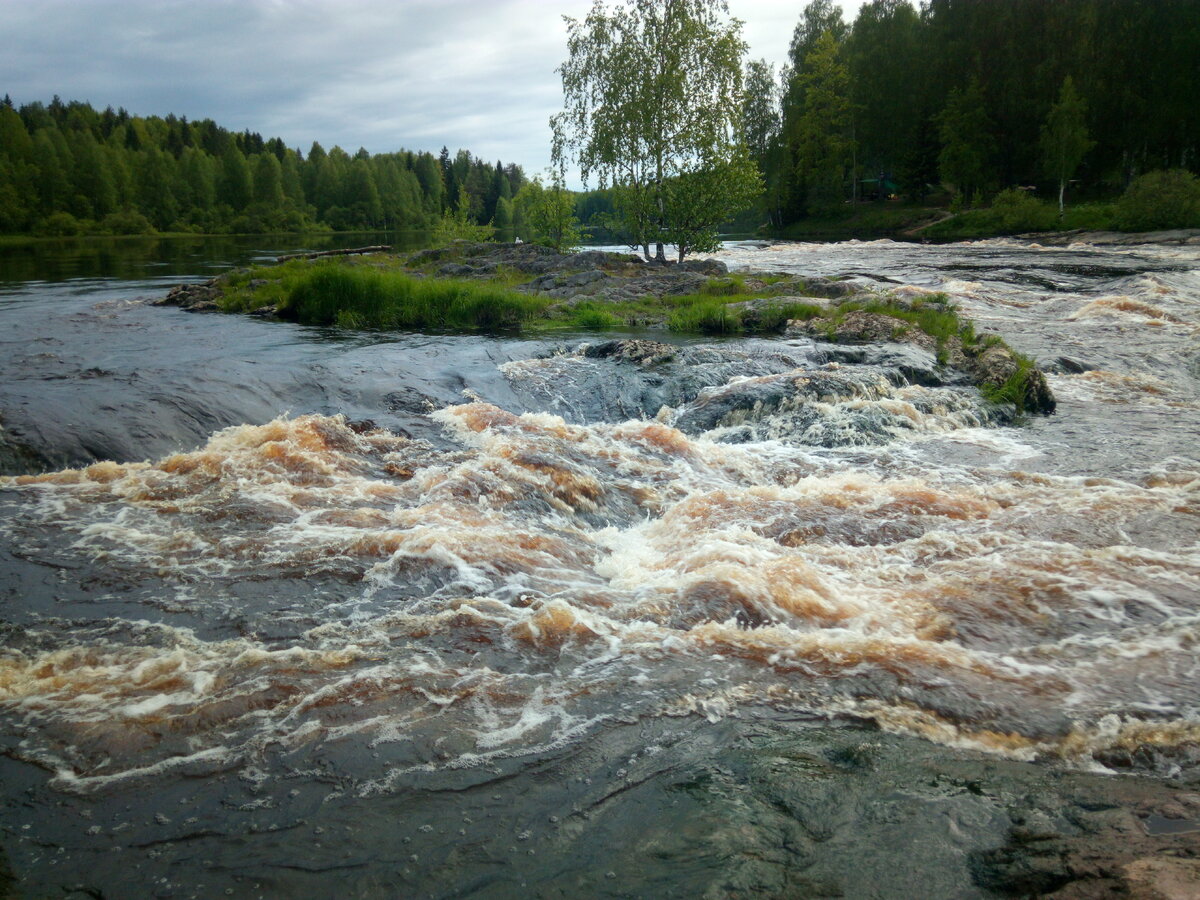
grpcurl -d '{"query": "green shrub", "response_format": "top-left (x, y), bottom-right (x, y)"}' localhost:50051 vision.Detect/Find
top-left (34, 211), bottom-right (85, 236)
top-left (1115, 169), bottom-right (1200, 231)
top-left (990, 188), bottom-right (1056, 232)
top-left (275, 264), bottom-right (547, 330)
top-left (99, 209), bottom-right (157, 235)
top-left (1060, 202), bottom-right (1116, 231)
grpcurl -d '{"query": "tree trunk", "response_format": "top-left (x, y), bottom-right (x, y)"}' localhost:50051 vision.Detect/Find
top-left (1058, 178), bottom-right (1065, 217)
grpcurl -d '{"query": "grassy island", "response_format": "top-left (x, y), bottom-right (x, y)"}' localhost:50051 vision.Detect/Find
top-left (165, 240), bottom-right (1054, 415)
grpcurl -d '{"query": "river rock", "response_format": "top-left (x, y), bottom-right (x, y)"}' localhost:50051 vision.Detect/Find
top-left (961, 343), bottom-right (1057, 414)
top-left (679, 258), bottom-right (728, 276)
top-left (789, 310), bottom-right (939, 353)
top-left (580, 339), bottom-right (676, 366)
top-left (818, 342), bottom-right (951, 387)
top-left (1046, 355), bottom-right (1098, 374)
top-left (154, 282), bottom-right (221, 312)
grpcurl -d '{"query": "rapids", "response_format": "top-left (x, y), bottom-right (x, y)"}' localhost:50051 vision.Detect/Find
top-left (0, 235), bottom-right (1198, 897)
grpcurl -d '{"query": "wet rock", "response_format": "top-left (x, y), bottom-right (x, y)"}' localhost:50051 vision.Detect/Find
top-left (580, 339), bottom-right (676, 366)
top-left (1046, 355), bottom-right (1098, 375)
top-left (587, 271), bottom-right (710, 303)
top-left (963, 343), bottom-right (1057, 414)
top-left (384, 387), bottom-right (440, 414)
top-left (1034, 228), bottom-right (1200, 247)
top-left (819, 342), bottom-right (951, 387)
top-left (154, 281), bottom-right (221, 312)
top-left (790, 311), bottom-right (1056, 414)
top-left (790, 310), bottom-right (939, 352)
top-left (789, 277), bottom-right (861, 300)
top-left (408, 241), bottom-right (728, 304)
top-left (0, 414), bottom-right (46, 475)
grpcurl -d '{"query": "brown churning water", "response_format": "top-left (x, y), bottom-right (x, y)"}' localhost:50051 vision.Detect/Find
top-left (3, 364), bottom-right (1199, 791)
top-left (1, 237), bottom-right (1199, 808)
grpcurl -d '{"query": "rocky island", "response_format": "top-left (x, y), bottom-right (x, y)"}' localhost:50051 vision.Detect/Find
top-left (157, 240), bottom-right (1056, 419)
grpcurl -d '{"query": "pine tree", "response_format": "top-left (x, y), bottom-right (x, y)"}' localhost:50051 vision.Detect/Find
top-left (937, 77), bottom-right (995, 203)
top-left (795, 31), bottom-right (853, 210)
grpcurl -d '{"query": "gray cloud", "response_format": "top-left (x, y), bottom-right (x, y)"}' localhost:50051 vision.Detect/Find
top-left (1, 0), bottom-right (862, 179)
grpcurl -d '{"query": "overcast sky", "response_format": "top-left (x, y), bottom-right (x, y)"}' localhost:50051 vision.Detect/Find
top-left (1, 0), bottom-right (864, 185)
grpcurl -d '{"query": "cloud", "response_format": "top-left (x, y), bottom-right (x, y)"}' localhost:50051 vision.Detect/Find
top-left (0, 0), bottom-right (863, 178)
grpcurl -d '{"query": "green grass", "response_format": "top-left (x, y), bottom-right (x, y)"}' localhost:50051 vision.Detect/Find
top-left (667, 299), bottom-right (743, 334)
top-left (227, 261), bottom-right (550, 330)
top-left (923, 198), bottom-right (1120, 240)
top-left (569, 306), bottom-right (623, 330)
top-left (699, 274), bottom-right (750, 296)
top-left (978, 350), bottom-right (1039, 406)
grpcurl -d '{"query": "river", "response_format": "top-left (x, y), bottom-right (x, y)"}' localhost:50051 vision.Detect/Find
top-left (0, 234), bottom-right (1198, 898)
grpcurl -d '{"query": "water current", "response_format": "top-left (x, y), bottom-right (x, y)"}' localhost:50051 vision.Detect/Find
top-left (0, 234), bottom-right (1198, 897)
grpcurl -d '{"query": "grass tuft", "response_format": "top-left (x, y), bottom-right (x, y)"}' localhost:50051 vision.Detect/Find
top-left (272, 263), bottom-right (548, 330)
top-left (979, 351), bottom-right (1039, 407)
top-left (667, 299), bottom-right (742, 334)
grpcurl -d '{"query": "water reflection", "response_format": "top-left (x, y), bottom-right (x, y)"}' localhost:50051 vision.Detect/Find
top-left (0, 231), bottom-right (435, 285)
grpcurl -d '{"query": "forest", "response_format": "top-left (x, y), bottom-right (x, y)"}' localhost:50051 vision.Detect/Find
top-left (2, 0), bottom-right (1198, 240)
top-left (745, 0), bottom-right (1200, 230)
top-left (0, 96), bottom-right (526, 236)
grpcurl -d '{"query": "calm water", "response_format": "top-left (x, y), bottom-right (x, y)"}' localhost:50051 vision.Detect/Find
top-left (0, 234), bottom-right (1198, 898)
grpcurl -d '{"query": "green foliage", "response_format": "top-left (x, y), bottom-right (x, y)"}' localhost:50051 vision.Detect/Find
top-left (667, 299), bottom-right (742, 335)
top-left (700, 274), bottom-right (748, 296)
top-left (793, 31), bottom-right (853, 211)
top-left (1059, 202), bottom-right (1116, 231)
top-left (273, 263), bottom-right (548, 330)
top-left (33, 211), bottom-right (87, 236)
top-left (433, 186), bottom-right (497, 244)
top-left (569, 307), bottom-right (622, 329)
top-left (753, 301), bottom-right (826, 331)
top-left (937, 78), bottom-right (995, 201)
top-left (98, 209), bottom-right (156, 235)
top-left (0, 97), bottom-right (525, 236)
top-left (553, 0), bottom-right (755, 260)
top-left (1115, 169), bottom-right (1200, 231)
top-left (514, 174), bottom-right (586, 252)
top-left (752, 1), bottom-right (1200, 233)
top-left (988, 189), bottom-right (1057, 233)
top-left (1040, 76), bottom-right (1093, 215)
top-left (662, 151), bottom-right (762, 260)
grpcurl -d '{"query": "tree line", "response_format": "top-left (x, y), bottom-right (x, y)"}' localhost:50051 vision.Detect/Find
top-left (0, 95), bottom-right (527, 236)
top-left (747, 0), bottom-right (1200, 224)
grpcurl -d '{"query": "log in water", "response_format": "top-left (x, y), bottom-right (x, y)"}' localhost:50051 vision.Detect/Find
top-left (0, 236), bottom-right (1198, 897)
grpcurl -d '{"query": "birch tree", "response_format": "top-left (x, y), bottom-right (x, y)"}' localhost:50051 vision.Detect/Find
top-left (552, 0), bottom-right (758, 261)
top-left (1040, 76), bottom-right (1092, 217)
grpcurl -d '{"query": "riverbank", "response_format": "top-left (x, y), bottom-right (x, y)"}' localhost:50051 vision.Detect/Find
top-left (772, 200), bottom-right (1200, 244)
